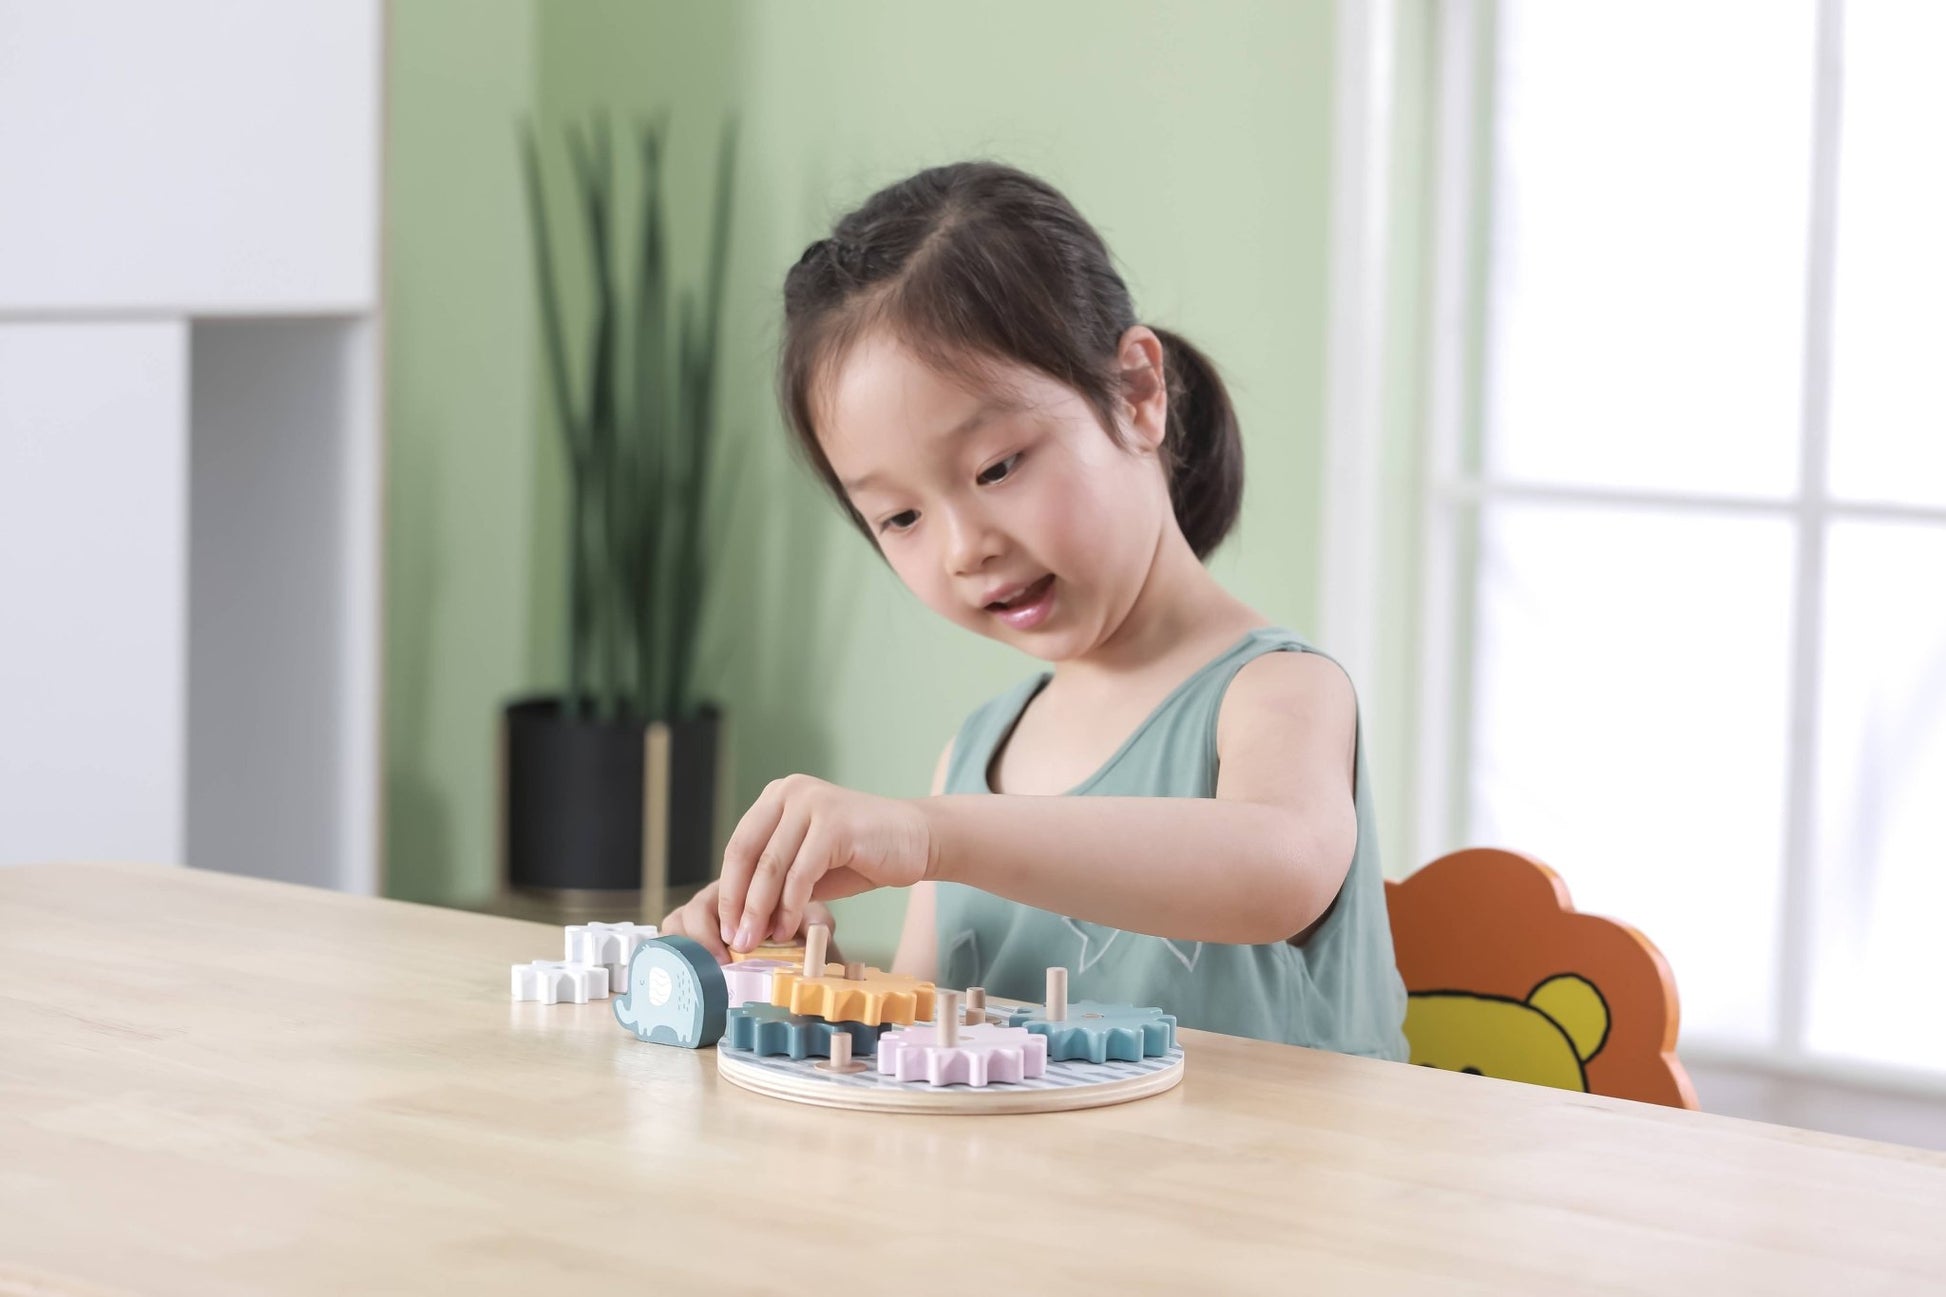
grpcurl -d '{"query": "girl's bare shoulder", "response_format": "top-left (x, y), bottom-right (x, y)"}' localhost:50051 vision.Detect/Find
top-left (1216, 647), bottom-right (1357, 757)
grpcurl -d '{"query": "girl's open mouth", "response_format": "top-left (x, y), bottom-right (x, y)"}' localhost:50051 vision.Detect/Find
top-left (986, 574), bottom-right (1056, 630)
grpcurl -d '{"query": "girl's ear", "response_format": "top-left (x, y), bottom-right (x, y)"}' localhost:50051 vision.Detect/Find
top-left (1116, 326), bottom-right (1168, 454)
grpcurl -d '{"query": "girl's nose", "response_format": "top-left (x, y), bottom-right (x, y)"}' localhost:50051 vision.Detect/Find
top-left (944, 508), bottom-right (1002, 575)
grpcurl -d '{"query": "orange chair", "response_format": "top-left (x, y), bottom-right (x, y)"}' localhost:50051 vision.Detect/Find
top-left (1385, 847), bottom-right (1697, 1109)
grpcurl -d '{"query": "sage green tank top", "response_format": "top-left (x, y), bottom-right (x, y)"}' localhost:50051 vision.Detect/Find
top-left (934, 627), bottom-right (1408, 1060)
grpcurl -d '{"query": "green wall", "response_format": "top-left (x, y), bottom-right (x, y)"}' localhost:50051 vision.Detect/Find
top-left (386, 1), bottom-right (1346, 965)
top-left (384, 0), bottom-right (539, 909)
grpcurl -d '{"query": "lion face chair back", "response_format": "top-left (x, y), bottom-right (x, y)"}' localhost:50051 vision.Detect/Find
top-left (1385, 847), bottom-right (1697, 1109)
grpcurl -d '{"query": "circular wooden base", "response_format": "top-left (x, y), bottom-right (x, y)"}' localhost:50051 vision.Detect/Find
top-left (716, 1043), bottom-right (1185, 1115)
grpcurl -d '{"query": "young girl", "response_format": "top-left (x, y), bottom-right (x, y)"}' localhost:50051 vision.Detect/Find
top-left (661, 160), bottom-right (1407, 1059)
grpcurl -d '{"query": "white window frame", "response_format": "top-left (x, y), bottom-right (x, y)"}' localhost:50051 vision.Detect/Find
top-left (1325, 0), bottom-right (1946, 1097)
top-left (1319, 0), bottom-right (1396, 713)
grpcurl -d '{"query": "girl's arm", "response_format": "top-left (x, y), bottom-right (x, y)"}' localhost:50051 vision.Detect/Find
top-left (889, 738), bottom-right (953, 978)
top-left (718, 652), bottom-right (1359, 951)
top-left (925, 652), bottom-right (1356, 945)
top-left (890, 880), bottom-right (938, 977)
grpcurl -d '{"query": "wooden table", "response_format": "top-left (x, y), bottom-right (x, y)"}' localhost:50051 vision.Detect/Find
top-left (4, 862), bottom-right (1945, 1294)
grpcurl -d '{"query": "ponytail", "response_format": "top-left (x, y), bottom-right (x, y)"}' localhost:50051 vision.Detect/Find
top-left (1151, 328), bottom-right (1243, 559)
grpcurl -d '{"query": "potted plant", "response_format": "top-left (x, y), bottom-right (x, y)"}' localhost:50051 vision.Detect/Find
top-left (504, 112), bottom-right (737, 914)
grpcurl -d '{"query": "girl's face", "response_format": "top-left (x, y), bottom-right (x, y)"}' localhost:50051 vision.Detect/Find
top-left (819, 328), bottom-right (1173, 662)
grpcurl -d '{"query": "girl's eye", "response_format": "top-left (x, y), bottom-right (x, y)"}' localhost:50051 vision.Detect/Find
top-left (879, 510), bottom-right (919, 534)
top-left (978, 453), bottom-right (1021, 486)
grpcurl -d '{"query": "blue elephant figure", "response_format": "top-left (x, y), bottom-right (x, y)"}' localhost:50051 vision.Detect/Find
top-left (613, 935), bottom-right (729, 1048)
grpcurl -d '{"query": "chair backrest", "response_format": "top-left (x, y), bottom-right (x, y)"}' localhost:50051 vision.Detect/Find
top-left (1385, 847), bottom-right (1697, 1109)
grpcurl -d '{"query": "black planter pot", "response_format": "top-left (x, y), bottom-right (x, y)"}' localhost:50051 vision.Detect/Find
top-left (502, 698), bottom-right (722, 901)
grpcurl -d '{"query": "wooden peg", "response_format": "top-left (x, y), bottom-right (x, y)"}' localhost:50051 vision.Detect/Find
top-left (1046, 967), bottom-right (1068, 1023)
top-left (814, 1029), bottom-right (868, 1075)
top-left (844, 961), bottom-right (865, 981)
top-left (934, 991), bottom-right (960, 1048)
top-left (802, 924), bottom-right (829, 979)
top-left (964, 986), bottom-right (986, 1025)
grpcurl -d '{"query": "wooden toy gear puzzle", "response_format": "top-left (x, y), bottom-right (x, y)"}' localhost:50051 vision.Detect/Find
top-left (711, 931), bottom-right (1186, 1114)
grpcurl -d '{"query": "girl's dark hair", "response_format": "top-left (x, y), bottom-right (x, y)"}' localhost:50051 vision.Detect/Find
top-left (777, 161), bottom-right (1243, 559)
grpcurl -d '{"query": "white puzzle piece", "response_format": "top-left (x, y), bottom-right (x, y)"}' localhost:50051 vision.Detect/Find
top-left (564, 921), bottom-right (660, 967)
top-left (511, 959), bottom-right (611, 1004)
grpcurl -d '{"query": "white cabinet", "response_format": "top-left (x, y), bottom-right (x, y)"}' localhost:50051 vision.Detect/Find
top-left (0, 323), bottom-right (189, 866)
top-left (0, 2), bottom-right (383, 892)
top-left (0, 2), bottom-right (380, 313)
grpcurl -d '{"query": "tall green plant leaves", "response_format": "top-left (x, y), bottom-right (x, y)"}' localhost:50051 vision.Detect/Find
top-left (665, 119), bottom-right (738, 720)
top-left (519, 119), bottom-right (592, 716)
top-left (567, 114), bottom-right (627, 719)
top-left (638, 118), bottom-right (677, 716)
top-left (520, 111), bottom-right (736, 722)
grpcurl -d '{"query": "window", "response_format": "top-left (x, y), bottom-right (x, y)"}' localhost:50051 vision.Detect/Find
top-left (1417, 0), bottom-right (1946, 1078)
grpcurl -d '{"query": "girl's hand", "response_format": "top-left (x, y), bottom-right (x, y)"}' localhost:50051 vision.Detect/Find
top-left (660, 882), bottom-right (839, 965)
top-left (717, 774), bottom-right (933, 953)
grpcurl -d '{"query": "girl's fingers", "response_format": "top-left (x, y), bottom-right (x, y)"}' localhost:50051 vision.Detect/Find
top-left (660, 892), bottom-right (731, 963)
top-left (680, 900), bottom-right (732, 963)
top-left (767, 899), bottom-right (844, 963)
top-left (659, 894), bottom-right (698, 936)
top-left (809, 866), bottom-right (873, 905)
top-left (797, 901), bottom-right (837, 942)
top-left (731, 802), bottom-right (813, 952)
top-left (772, 825), bottom-right (839, 942)
top-left (765, 901), bottom-right (838, 948)
top-left (717, 784), bottom-right (789, 945)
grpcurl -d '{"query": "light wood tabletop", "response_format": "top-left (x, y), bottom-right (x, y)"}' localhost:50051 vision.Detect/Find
top-left (4, 862), bottom-right (1945, 1295)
